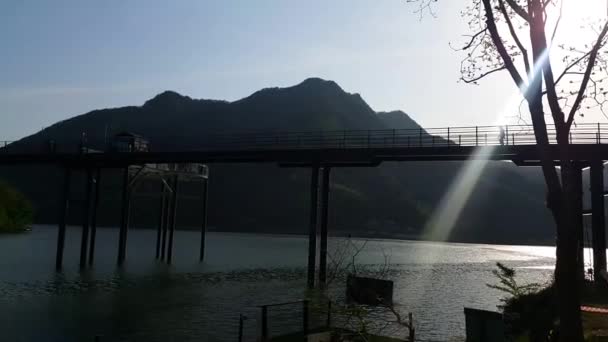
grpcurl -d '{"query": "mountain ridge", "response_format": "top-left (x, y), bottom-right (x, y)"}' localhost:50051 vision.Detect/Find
top-left (0, 78), bottom-right (554, 245)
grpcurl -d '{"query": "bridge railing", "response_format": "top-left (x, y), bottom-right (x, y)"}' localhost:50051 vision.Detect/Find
top-left (2, 123), bottom-right (608, 154)
top-left (204, 123), bottom-right (608, 151)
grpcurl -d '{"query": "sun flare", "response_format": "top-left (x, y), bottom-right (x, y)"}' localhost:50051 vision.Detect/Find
top-left (552, 0), bottom-right (608, 44)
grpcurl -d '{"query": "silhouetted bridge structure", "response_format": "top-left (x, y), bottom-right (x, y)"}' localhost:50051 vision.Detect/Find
top-left (1, 123), bottom-right (607, 288)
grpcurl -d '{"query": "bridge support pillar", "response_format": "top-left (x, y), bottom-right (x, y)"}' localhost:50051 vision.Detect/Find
top-left (160, 178), bottom-right (170, 262)
top-left (199, 176), bottom-right (209, 262)
top-left (80, 168), bottom-right (94, 269)
top-left (167, 175), bottom-right (179, 264)
top-left (156, 180), bottom-right (166, 260)
top-left (591, 160), bottom-right (607, 282)
top-left (573, 164), bottom-right (585, 281)
top-left (88, 168), bottom-right (101, 266)
top-left (117, 167), bottom-right (131, 266)
top-left (307, 165), bottom-right (320, 289)
top-left (55, 167), bottom-right (72, 271)
top-left (318, 166), bottom-right (331, 288)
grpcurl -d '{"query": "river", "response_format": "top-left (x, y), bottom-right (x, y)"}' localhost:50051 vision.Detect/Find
top-left (0, 225), bottom-right (559, 341)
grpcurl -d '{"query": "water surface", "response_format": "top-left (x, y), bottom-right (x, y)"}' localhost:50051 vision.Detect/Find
top-left (0, 226), bottom-right (558, 341)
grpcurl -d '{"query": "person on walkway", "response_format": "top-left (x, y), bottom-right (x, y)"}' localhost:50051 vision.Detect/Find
top-left (499, 126), bottom-right (506, 146)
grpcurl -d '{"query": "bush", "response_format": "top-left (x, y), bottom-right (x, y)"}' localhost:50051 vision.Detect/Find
top-left (488, 262), bottom-right (557, 341)
top-left (0, 181), bottom-right (33, 233)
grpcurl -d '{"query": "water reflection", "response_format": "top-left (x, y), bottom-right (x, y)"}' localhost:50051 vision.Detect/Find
top-left (0, 226), bottom-right (557, 341)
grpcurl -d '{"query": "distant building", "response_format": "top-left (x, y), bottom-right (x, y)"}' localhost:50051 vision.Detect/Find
top-left (111, 132), bottom-right (149, 152)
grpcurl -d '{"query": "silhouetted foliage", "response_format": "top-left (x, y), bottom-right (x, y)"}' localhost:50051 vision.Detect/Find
top-left (0, 181), bottom-right (33, 233)
top-left (488, 262), bottom-right (556, 341)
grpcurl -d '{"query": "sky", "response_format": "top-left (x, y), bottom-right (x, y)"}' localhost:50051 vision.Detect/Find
top-left (0, 0), bottom-right (604, 140)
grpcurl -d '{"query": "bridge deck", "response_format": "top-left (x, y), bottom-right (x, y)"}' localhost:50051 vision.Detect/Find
top-left (2, 123), bottom-right (608, 166)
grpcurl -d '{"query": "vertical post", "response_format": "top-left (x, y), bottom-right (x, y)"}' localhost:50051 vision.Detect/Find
top-left (56, 167), bottom-right (71, 271)
top-left (261, 306), bottom-right (268, 340)
top-left (459, 135), bottom-right (461, 146)
top-left (80, 168), bottom-right (93, 269)
top-left (447, 128), bottom-right (450, 147)
top-left (88, 168), bottom-right (101, 266)
top-left (506, 125), bottom-right (509, 145)
top-left (160, 179), bottom-right (170, 261)
top-left (238, 314), bottom-right (245, 342)
top-left (199, 176), bottom-right (209, 262)
top-left (318, 167), bottom-right (331, 288)
top-left (512, 133), bottom-right (515, 145)
top-left (475, 126), bottom-right (478, 146)
top-left (307, 166), bottom-right (320, 289)
top-left (167, 175), bottom-right (179, 264)
top-left (599, 122), bottom-right (602, 144)
top-left (573, 165), bottom-right (585, 281)
top-left (408, 313), bottom-right (415, 342)
top-left (155, 180), bottom-right (166, 259)
top-left (117, 167), bottom-right (131, 266)
top-left (326, 301), bottom-right (332, 327)
top-left (302, 300), bottom-right (309, 334)
top-left (591, 160), bottom-right (607, 281)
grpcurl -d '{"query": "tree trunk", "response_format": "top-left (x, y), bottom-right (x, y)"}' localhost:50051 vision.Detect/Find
top-left (553, 163), bottom-right (584, 342)
top-left (527, 99), bottom-right (584, 341)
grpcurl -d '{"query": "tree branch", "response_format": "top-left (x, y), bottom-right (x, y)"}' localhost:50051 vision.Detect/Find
top-left (481, 0), bottom-right (527, 90)
top-left (554, 51), bottom-right (593, 87)
top-left (567, 21), bottom-right (608, 129)
top-left (504, 0), bottom-right (530, 22)
top-left (460, 28), bottom-right (488, 50)
top-left (462, 66), bottom-right (506, 83)
top-left (498, 0), bottom-right (531, 76)
top-left (549, 0), bottom-right (563, 42)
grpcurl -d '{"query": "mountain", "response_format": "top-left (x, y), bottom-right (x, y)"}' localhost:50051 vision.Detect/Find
top-left (0, 78), bottom-right (554, 244)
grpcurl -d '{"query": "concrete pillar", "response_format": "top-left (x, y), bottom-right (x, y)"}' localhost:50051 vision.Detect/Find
top-left (167, 175), bottom-right (179, 264)
top-left (79, 168), bottom-right (93, 269)
top-left (199, 177), bottom-right (209, 262)
top-left (160, 179), bottom-right (170, 261)
top-left (155, 180), bottom-right (166, 260)
top-left (117, 167), bottom-right (131, 266)
top-left (318, 166), bottom-right (331, 287)
top-left (591, 160), bottom-right (607, 281)
top-left (307, 166), bottom-right (320, 288)
top-left (55, 167), bottom-right (71, 271)
top-left (572, 165), bottom-right (584, 281)
top-left (88, 168), bottom-right (101, 266)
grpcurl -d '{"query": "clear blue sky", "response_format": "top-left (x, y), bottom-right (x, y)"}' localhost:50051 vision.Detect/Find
top-left (1, 0), bottom-right (520, 140)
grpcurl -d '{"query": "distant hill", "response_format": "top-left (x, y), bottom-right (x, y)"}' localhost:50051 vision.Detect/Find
top-left (0, 78), bottom-right (554, 244)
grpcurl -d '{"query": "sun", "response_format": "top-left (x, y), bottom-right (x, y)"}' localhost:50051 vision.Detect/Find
top-left (552, 0), bottom-right (608, 44)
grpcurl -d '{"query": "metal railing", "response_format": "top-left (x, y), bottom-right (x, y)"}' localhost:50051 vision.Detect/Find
top-left (3, 123), bottom-right (608, 154)
top-left (205, 123), bottom-right (608, 151)
top-left (238, 299), bottom-right (332, 342)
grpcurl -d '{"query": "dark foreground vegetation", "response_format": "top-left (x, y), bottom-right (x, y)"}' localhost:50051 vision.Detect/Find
top-left (0, 181), bottom-right (33, 233)
top-left (490, 263), bottom-right (608, 341)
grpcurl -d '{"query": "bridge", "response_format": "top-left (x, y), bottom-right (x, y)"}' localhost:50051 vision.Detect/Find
top-left (1, 123), bottom-right (607, 288)
top-left (3, 123), bottom-right (608, 165)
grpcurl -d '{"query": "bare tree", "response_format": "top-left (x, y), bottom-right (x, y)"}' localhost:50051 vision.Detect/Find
top-left (407, 1), bottom-right (608, 340)
top-left (309, 238), bottom-right (415, 341)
